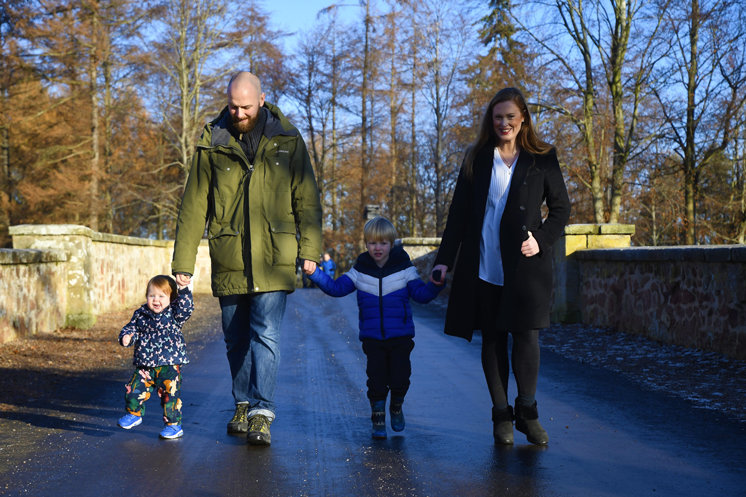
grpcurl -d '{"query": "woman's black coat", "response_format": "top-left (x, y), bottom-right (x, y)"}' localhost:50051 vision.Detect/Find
top-left (434, 146), bottom-right (571, 340)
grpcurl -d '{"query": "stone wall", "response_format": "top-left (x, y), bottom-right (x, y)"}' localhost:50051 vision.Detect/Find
top-left (575, 246), bottom-right (746, 360)
top-left (2, 224), bottom-right (745, 360)
top-left (399, 237), bottom-right (442, 260)
top-left (4, 225), bottom-right (212, 339)
top-left (0, 248), bottom-right (68, 343)
top-left (406, 226), bottom-right (746, 360)
top-left (551, 223), bottom-right (636, 323)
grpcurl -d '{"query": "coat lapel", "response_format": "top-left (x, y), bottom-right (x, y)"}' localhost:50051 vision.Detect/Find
top-left (506, 150), bottom-right (531, 208)
top-left (473, 147), bottom-right (493, 225)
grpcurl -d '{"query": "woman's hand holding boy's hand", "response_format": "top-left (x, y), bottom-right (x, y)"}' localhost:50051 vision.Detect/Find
top-left (121, 334), bottom-right (132, 346)
top-left (431, 264), bottom-right (448, 285)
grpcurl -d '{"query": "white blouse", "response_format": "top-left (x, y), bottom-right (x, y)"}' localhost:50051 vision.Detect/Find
top-left (479, 148), bottom-right (517, 286)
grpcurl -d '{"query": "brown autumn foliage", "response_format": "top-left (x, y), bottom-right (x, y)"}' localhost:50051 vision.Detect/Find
top-left (2, 0), bottom-right (745, 251)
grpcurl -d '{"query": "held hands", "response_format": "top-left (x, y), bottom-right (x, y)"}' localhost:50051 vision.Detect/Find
top-left (521, 231), bottom-right (540, 257)
top-left (302, 259), bottom-right (317, 275)
top-left (121, 334), bottom-right (132, 347)
top-left (430, 264), bottom-right (448, 285)
top-left (174, 273), bottom-right (192, 287)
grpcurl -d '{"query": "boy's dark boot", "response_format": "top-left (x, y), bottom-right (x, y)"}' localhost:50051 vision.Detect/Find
top-left (371, 400), bottom-right (387, 439)
top-left (492, 405), bottom-right (514, 445)
top-left (389, 397), bottom-right (405, 432)
top-left (514, 400), bottom-right (549, 446)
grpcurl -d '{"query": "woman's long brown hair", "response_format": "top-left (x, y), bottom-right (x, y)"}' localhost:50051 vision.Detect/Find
top-left (463, 87), bottom-right (552, 179)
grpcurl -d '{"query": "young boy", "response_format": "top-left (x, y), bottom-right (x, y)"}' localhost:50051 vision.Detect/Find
top-left (305, 217), bottom-right (443, 439)
top-left (117, 275), bottom-right (193, 439)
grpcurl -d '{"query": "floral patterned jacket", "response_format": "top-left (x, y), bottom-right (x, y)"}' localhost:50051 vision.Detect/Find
top-left (119, 288), bottom-right (193, 367)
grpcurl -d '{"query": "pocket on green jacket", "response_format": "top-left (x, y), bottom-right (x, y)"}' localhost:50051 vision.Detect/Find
top-left (208, 227), bottom-right (244, 273)
top-left (269, 221), bottom-right (297, 267)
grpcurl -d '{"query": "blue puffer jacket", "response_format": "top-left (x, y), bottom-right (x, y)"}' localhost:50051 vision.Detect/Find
top-left (309, 246), bottom-right (442, 340)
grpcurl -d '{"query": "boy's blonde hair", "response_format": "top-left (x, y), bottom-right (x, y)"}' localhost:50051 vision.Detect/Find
top-left (364, 216), bottom-right (397, 244)
top-left (147, 275), bottom-right (178, 303)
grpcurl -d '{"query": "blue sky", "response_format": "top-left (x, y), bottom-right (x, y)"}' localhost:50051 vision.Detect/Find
top-left (260, 0), bottom-right (359, 51)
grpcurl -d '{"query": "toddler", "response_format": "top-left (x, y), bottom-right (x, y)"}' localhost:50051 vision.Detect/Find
top-left (117, 275), bottom-right (193, 439)
top-left (305, 217), bottom-right (443, 439)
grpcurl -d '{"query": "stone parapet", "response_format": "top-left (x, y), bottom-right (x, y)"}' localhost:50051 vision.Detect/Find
top-left (4, 223), bottom-right (744, 360)
top-left (10, 224), bottom-right (174, 328)
top-left (399, 237), bottom-right (441, 260)
top-left (4, 225), bottom-right (212, 340)
top-left (551, 224), bottom-right (635, 323)
top-left (575, 245), bottom-right (746, 359)
top-left (0, 248), bottom-right (69, 343)
top-left (574, 245), bottom-right (746, 262)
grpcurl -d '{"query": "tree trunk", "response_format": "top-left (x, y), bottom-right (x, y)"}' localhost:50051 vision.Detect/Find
top-left (359, 0), bottom-right (371, 238)
top-left (608, 0), bottom-right (631, 224)
top-left (88, 9), bottom-right (100, 232)
top-left (409, 5), bottom-right (418, 237)
top-left (683, 0), bottom-right (700, 244)
top-left (0, 123), bottom-right (9, 246)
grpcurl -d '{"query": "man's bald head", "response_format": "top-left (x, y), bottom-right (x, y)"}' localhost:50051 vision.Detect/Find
top-left (228, 71), bottom-right (262, 95)
top-left (227, 72), bottom-right (265, 134)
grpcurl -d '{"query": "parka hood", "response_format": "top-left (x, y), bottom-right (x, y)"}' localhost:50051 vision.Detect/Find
top-left (204, 102), bottom-right (299, 149)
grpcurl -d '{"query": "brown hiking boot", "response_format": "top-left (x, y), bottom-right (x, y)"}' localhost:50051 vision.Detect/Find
top-left (247, 414), bottom-right (272, 446)
top-left (227, 404), bottom-right (249, 434)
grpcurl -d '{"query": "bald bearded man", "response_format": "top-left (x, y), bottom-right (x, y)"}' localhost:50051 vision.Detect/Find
top-left (172, 71), bottom-right (322, 446)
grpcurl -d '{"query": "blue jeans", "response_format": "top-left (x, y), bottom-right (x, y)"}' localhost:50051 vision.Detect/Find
top-left (219, 291), bottom-right (287, 420)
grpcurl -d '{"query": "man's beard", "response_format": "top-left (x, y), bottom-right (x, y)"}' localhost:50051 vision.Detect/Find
top-left (232, 113), bottom-right (258, 134)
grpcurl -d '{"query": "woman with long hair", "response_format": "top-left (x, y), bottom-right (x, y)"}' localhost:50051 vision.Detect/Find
top-left (431, 88), bottom-right (570, 445)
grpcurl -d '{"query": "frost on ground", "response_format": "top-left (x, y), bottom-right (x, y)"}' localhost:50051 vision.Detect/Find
top-left (542, 323), bottom-right (746, 423)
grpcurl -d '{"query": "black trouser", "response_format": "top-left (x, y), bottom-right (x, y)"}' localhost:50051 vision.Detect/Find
top-left (477, 280), bottom-right (540, 410)
top-left (362, 336), bottom-right (415, 403)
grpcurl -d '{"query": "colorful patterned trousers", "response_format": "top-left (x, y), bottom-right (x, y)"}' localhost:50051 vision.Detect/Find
top-left (124, 364), bottom-right (183, 425)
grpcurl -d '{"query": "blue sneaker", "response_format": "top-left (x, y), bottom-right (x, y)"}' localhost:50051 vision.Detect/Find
top-left (118, 413), bottom-right (142, 430)
top-left (159, 424), bottom-right (183, 439)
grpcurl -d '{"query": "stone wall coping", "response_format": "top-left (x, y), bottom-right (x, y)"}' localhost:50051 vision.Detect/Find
top-left (574, 245), bottom-right (746, 262)
top-left (399, 237), bottom-right (442, 245)
top-left (564, 224), bottom-right (636, 235)
top-left (0, 248), bottom-right (68, 264)
top-left (9, 224), bottom-right (173, 248)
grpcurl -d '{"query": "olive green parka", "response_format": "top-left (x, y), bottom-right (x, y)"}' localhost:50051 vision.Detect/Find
top-left (171, 102), bottom-right (322, 296)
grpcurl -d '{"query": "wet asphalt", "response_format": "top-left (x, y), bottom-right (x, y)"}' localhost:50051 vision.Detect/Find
top-left (1, 289), bottom-right (745, 497)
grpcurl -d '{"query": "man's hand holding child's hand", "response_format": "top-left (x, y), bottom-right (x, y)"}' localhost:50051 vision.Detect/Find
top-left (302, 260), bottom-right (317, 275)
top-left (174, 273), bottom-right (191, 287)
top-left (121, 334), bottom-right (132, 347)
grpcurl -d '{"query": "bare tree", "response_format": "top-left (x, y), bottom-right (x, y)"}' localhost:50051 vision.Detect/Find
top-left (142, 0), bottom-right (242, 236)
top-left (653, 0), bottom-right (746, 243)
top-left (236, 1), bottom-right (292, 104)
top-left (0, 0), bottom-right (33, 245)
top-left (418, 0), bottom-right (470, 233)
top-left (501, 0), bottom-right (667, 224)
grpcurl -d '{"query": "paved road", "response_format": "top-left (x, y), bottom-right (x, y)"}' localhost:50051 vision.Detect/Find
top-left (1, 289), bottom-right (745, 497)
